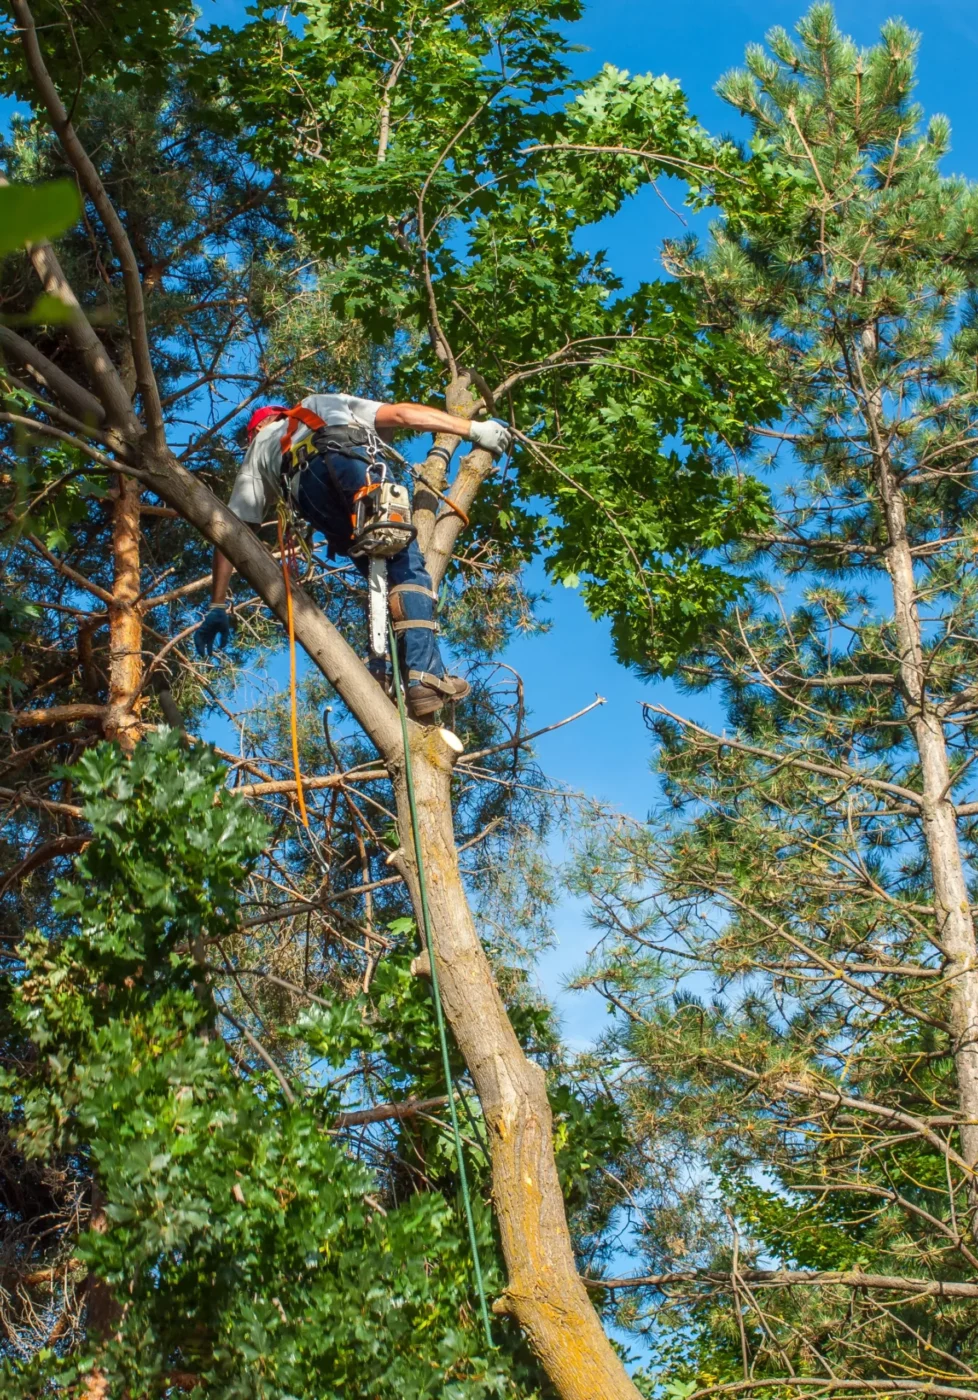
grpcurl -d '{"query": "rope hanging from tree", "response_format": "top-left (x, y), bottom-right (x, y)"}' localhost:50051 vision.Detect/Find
top-left (277, 511), bottom-right (309, 829)
top-left (389, 620), bottom-right (493, 1349)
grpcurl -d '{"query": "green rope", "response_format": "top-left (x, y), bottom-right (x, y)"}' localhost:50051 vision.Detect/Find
top-left (389, 624), bottom-right (494, 1349)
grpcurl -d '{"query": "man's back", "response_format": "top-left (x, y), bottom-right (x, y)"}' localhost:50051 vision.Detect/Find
top-left (228, 392), bottom-right (383, 524)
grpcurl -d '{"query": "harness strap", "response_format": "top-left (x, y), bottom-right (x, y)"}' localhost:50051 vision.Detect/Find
top-left (279, 405), bottom-right (327, 457)
top-left (407, 669), bottom-right (455, 693)
top-left (390, 583), bottom-right (438, 602)
top-left (392, 618), bottom-right (440, 633)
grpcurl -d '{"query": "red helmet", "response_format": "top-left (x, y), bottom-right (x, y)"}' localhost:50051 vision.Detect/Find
top-left (246, 405), bottom-right (288, 440)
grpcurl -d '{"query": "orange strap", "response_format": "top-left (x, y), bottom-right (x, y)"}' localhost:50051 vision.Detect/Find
top-left (414, 471), bottom-right (470, 528)
top-left (279, 405), bottom-right (327, 457)
top-left (276, 515), bottom-right (309, 828)
top-left (350, 479), bottom-right (382, 531)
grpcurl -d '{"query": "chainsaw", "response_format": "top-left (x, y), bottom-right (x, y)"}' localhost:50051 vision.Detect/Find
top-left (349, 461), bottom-right (416, 684)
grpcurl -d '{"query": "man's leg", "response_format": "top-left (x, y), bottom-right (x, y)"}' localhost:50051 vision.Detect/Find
top-left (387, 541), bottom-right (444, 678)
top-left (297, 448), bottom-right (468, 717)
top-left (386, 544), bottom-right (470, 716)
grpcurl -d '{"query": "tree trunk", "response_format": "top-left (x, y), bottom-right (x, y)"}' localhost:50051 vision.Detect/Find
top-left (874, 455), bottom-right (978, 1177)
top-left (858, 323), bottom-right (978, 1183)
top-left (425, 445), bottom-right (497, 592)
top-left (141, 443), bottom-right (642, 1400)
top-left (413, 372), bottom-right (478, 555)
top-left (391, 728), bottom-right (642, 1400)
top-left (82, 1179), bottom-right (120, 1400)
top-left (103, 475), bottom-right (143, 751)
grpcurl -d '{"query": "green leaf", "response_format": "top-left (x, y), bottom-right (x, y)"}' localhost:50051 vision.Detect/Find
top-left (386, 916), bottom-right (415, 936)
top-left (0, 180), bottom-right (80, 255)
top-left (19, 292), bottom-right (78, 325)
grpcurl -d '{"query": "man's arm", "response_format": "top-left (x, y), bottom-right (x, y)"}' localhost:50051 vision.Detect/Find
top-left (202, 437), bottom-right (267, 616)
top-left (210, 547), bottom-right (234, 606)
top-left (375, 402), bottom-right (511, 457)
top-left (375, 402), bottom-right (473, 435)
top-left (194, 547), bottom-right (235, 657)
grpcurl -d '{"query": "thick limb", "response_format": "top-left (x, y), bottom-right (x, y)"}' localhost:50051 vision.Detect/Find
top-left (140, 442), bottom-right (642, 1400)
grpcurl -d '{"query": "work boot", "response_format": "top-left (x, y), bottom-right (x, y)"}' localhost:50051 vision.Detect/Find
top-left (406, 670), bottom-right (471, 720)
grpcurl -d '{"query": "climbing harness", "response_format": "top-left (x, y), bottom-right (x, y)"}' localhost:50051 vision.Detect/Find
top-left (277, 404), bottom-right (328, 460)
top-left (389, 622), bottom-right (493, 1348)
top-left (276, 509), bottom-right (309, 829)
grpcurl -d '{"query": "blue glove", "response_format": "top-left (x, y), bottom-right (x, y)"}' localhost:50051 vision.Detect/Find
top-left (195, 605), bottom-right (231, 658)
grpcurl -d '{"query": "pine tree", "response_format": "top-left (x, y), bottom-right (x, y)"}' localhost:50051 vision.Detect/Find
top-left (573, 6), bottom-right (978, 1394)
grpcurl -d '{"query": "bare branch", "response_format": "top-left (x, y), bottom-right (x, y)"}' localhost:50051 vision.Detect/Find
top-left (334, 1095), bottom-right (451, 1129)
top-left (585, 1269), bottom-right (978, 1300)
top-left (12, 0), bottom-right (162, 439)
top-left (0, 324), bottom-right (105, 423)
top-left (4, 704), bottom-right (105, 730)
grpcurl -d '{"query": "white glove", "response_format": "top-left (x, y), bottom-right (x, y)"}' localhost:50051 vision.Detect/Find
top-left (468, 418), bottom-right (513, 458)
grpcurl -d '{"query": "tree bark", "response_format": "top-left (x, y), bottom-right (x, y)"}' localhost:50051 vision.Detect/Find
top-left (139, 442), bottom-right (642, 1400)
top-left (412, 372), bottom-right (476, 555)
top-left (424, 445), bottom-right (496, 592)
top-left (103, 475), bottom-right (143, 751)
top-left (862, 350), bottom-right (978, 1181)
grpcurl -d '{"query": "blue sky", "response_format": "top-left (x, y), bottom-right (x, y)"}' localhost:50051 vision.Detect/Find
top-left (489, 0), bottom-right (978, 1036)
top-left (184, 0), bottom-right (978, 1041)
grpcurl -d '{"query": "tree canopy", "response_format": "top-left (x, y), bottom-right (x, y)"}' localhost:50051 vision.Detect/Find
top-left (573, 5), bottom-right (978, 1393)
top-left (4, 2), bottom-right (978, 1399)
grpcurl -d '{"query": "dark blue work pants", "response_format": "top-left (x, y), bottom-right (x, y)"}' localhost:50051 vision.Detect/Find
top-left (295, 447), bottom-right (446, 679)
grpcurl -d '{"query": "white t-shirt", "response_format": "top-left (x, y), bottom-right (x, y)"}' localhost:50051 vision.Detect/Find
top-left (227, 393), bottom-right (384, 525)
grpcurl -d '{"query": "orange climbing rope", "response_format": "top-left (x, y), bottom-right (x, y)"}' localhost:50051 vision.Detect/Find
top-left (276, 513), bottom-right (309, 828)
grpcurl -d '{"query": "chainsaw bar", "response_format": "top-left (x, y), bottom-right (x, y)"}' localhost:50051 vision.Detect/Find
top-left (368, 556), bottom-right (388, 660)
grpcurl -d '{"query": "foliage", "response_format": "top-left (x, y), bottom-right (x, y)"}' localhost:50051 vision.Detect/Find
top-left (2, 732), bottom-right (542, 1397)
top-left (568, 4), bottom-right (978, 1393)
top-left (0, 0), bottom-right (204, 102)
top-left (0, 179), bottom-right (79, 255)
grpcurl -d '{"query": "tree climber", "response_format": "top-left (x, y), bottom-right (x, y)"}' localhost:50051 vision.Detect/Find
top-left (195, 393), bottom-right (513, 718)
